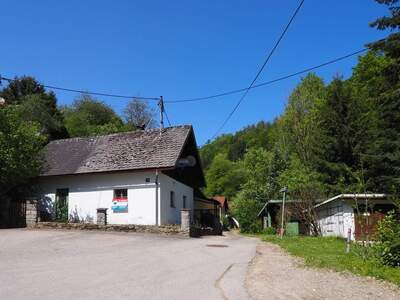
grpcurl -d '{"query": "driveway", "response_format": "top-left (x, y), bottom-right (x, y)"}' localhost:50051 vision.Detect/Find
top-left (0, 229), bottom-right (258, 300)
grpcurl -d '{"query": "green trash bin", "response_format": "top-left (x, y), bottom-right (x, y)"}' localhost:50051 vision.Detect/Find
top-left (286, 222), bottom-right (299, 236)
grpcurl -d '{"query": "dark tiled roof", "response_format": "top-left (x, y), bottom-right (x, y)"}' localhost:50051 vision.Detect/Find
top-left (41, 125), bottom-right (192, 176)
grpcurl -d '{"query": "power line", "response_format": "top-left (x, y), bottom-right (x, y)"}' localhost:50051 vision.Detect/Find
top-left (211, 0), bottom-right (305, 140)
top-left (0, 75), bottom-right (160, 101)
top-left (0, 47), bottom-right (368, 105)
top-left (163, 105), bottom-right (173, 127)
top-left (168, 48), bottom-right (367, 103)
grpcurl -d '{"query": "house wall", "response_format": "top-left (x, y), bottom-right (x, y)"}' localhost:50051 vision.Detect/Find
top-left (159, 173), bottom-right (193, 224)
top-left (38, 171), bottom-right (193, 225)
top-left (316, 200), bottom-right (354, 239)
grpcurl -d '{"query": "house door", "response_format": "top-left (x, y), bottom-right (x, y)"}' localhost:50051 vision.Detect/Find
top-left (55, 188), bottom-right (69, 221)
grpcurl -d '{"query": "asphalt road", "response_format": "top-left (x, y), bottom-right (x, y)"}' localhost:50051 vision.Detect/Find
top-left (0, 229), bottom-right (258, 300)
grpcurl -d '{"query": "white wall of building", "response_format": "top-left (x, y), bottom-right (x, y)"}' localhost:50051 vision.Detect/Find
top-left (159, 173), bottom-right (193, 225)
top-left (38, 171), bottom-right (193, 225)
top-left (316, 200), bottom-right (354, 240)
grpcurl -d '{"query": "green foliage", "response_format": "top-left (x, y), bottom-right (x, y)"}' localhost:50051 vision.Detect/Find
top-left (0, 76), bottom-right (68, 140)
top-left (262, 235), bottom-right (400, 286)
top-left (367, 1), bottom-right (400, 194)
top-left (56, 203), bottom-right (69, 222)
top-left (262, 227), bottom-right (276, 235)
top-left (280, 73), bottom-right (326, 166)
top-left (278, 155), bottom-right (323, 194)
top-left (375, 211), bottom-right (400, 267)
top-left (200, 121), bottom-right (273, 170)
top-left (221, 215), bottom-right (230, 230)
top-left (204, 153), bottom-right (244, 199)
top-left (0, 106), bottom-right (45, 196)
top-left (241, 148), bottom-right (286, 203)
top-left (232, 192), bottom-right (262, 233)
top-left (63, 94), bottom-right (128, 137)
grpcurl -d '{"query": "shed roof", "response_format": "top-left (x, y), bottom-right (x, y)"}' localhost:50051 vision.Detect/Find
top-left (41, 125), bottom-right (196, 177)
top-left (314, 194), bottom-right (387, 209)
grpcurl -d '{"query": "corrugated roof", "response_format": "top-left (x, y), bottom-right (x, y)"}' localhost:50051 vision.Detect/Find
top-left (41, 125), bottom-right (193, 176)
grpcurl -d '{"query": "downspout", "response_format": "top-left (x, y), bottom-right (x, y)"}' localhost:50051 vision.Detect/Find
top-left (155, 169), bottom-right (159, 226)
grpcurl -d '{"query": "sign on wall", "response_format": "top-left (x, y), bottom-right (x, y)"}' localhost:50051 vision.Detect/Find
top-left (112, 198), bottom-right (128, 213)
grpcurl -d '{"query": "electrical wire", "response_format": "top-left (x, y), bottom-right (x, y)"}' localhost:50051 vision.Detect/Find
top-left (163, 106), bottom-right (172, 127)
top-left (0, 48), bottom-right (368, 105)
top-left (210, 0), bottom-right (305, 140)
top-left (0, 75), bottom-right (160, 101)
top-left (168, 48), bottom-right (367, 103)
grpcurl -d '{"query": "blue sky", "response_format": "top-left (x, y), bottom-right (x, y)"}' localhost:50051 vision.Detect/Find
top-left (0, 1), bottom-right (389, 145)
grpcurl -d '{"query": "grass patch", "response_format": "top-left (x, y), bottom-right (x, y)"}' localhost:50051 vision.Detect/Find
top-left (260, 235), bottom-right (400, 286)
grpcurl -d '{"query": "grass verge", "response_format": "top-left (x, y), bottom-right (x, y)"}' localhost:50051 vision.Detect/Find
top-left (259, 235), bottom-right (400, 286)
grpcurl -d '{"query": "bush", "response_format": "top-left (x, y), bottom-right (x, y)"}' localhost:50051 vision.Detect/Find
top-left (375, 211), bottom-right (400, 267)
top-left (222, 215), bottom-right (230, 230)
top-left (231, 194), bottom-right (262, 233)
top-left (262, 227), bottom-right (277, 235)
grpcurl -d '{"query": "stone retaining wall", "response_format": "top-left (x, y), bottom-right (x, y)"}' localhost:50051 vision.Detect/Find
top-left (31, 222), bottom-right (192, 237)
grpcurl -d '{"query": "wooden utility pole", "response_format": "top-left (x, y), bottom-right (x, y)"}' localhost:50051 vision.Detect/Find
top-left (158, 96), bottom-right (164, 133)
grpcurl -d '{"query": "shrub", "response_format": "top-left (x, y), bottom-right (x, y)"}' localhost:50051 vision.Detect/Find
top-left (232, 193), bottom-right (262, 233)
top-left (222, 215), bottom-right (230, 230)
top-left (262, 227), bottom-right (277, 235)
top-left (375, 211), bottom-right (400, 267)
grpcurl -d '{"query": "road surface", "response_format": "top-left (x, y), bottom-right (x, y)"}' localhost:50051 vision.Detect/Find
top-left (0, 229), bottom-right (257, 300)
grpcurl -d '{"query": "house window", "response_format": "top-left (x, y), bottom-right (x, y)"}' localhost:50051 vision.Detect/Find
top-left (170, 191), bottom-right (175, 208)
top-left (183, 195), bottom-right (187, 209)
top-left (145, 178), bottom-right (151, 183)
top-left (114, 189), bottom-right (127, 199)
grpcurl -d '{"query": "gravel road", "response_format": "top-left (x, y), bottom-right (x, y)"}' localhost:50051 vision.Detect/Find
top-left (246, 242), bottom-right (400, 300)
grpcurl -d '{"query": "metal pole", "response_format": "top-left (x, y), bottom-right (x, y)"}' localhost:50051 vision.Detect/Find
top-left (346, 228), bottom-right (351, 253)
top-left (280, 188), bottom-right (287, 238)
top-left (155, 169), bottom-right (159, 226)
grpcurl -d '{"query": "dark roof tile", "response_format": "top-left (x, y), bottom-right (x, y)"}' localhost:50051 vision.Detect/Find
top-left (41, 125), bottom-right (192, 176)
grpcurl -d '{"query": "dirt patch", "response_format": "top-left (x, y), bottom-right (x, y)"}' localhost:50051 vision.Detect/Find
top-left (246, 242), bottom-right (400, 300)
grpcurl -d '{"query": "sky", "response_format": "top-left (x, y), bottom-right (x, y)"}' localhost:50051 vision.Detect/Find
top-left (0, 0), bottom-right (389, 145)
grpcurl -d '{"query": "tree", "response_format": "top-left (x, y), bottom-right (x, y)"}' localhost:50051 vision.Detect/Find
top-left (240, 148), bottom-right (286, 204)
top-left (280, 73), bottom-right (326, 166)
top-left (123, 98), bottom-right (156, 130)
top-left (231, 191), bottom-right (263, 233)
top-left (0, 76), bottom-right (68, 140)
top-left (278, 155), bottom-right (325, 236)
top-left (365, 0), bottom-right (400, 194)
top-left (316, 77), bottom-right (360, 194)
top-left (204, 154), bottom-right (244, 199)
top-left (63, 94), bottom-right (127, 137)
top-left (0, 106), bottom-right (45, 199)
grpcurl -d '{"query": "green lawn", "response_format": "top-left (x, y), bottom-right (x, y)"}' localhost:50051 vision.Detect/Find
top-left (260, 235), bottom-right (400, 286)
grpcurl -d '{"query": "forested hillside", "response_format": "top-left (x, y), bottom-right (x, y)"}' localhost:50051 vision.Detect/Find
top-left (200, 1), bottom-right (400, 232)
top-left (201, 50), bottom-right (397, 200)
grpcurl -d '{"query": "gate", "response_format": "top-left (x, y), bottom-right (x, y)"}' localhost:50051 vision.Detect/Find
top-left (354, 212), bottom-right (385, 240)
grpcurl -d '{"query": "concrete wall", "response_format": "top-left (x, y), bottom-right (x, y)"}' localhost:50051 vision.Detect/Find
top-left (38, 171), bottom-right (193, 226)
top-left (316, 200), bottom-right (354, 239)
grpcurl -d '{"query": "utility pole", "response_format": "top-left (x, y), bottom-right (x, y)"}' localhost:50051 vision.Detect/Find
top-left (280, 187), bottom-right (288, 238)
top-left (158, 96), bottom-right (164, 134)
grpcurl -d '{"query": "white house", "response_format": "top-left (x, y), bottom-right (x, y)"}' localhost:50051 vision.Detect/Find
top-left (37, 125), bottom-right (205, 226)
top-left (315, 194), bottom-right (395, 240)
